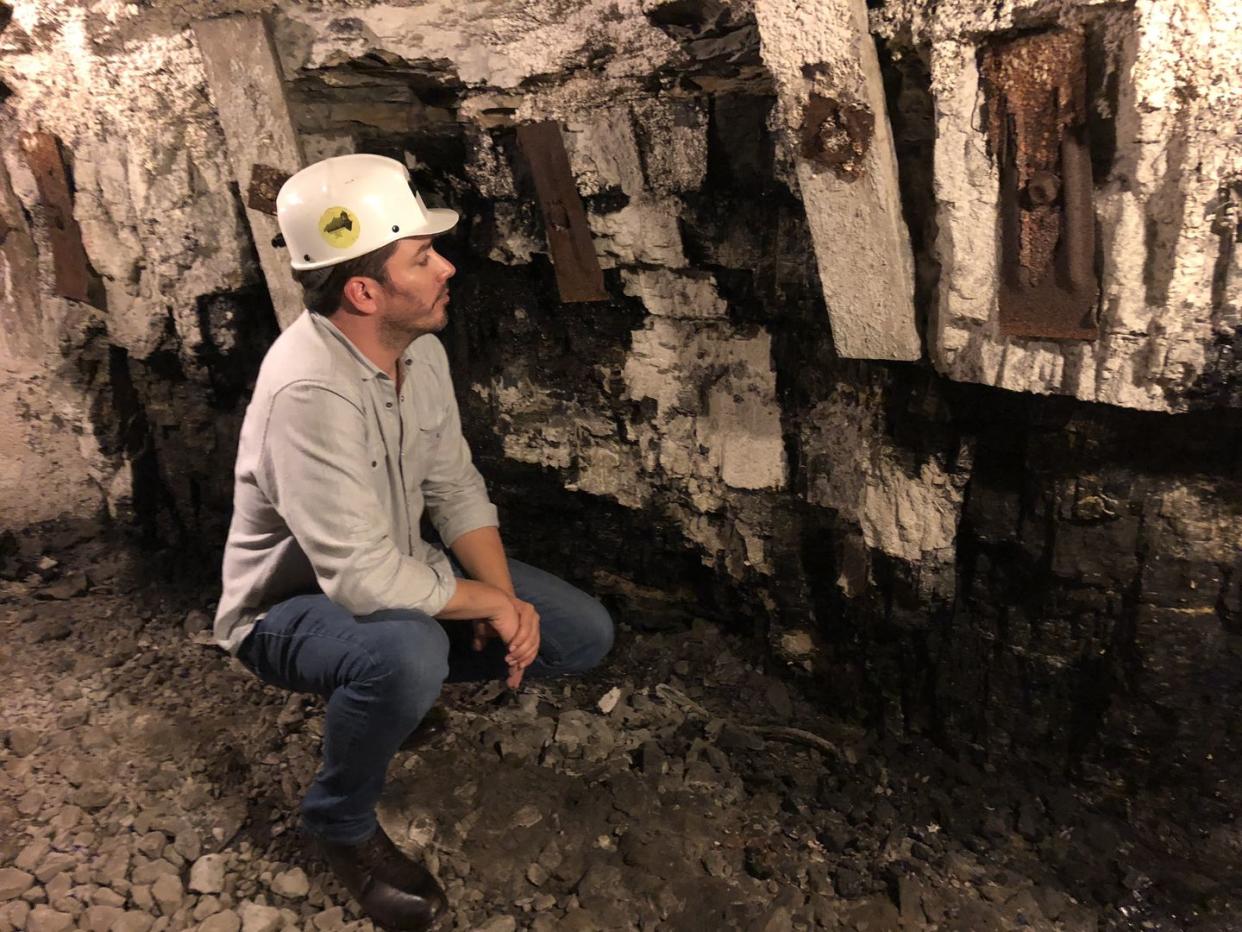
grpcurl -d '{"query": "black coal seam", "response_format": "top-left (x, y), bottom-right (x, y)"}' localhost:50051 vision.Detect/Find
top-left (106, 344), bottom-right (183, 546)
top-left (874, 37), bottom-right (940, 345)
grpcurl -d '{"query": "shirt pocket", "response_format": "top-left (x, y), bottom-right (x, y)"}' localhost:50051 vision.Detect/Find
top-left (408, 364), bottom-right (450, 473)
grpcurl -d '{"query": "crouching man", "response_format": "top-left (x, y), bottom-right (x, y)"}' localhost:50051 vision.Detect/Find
top-left (213, 154), bottom-right (613, 931)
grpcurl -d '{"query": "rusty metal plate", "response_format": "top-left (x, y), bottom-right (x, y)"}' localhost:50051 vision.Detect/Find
top-left (799, 93), bottom-right (874, 178)
top-left (981, 29), bottom-right (1099, 341)
top-left (516, 121), bottom-right (608, 304)
top-left (20, 132), bottom-right (94, 305)
top-left (246, 163), bottom-right (289, 216)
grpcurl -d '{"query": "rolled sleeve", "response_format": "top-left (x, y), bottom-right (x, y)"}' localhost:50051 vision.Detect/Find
top-left (259, 381), bottom-right (457, 617)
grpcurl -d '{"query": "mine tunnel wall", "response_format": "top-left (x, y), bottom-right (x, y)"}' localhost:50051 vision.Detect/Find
top-left (0, 0), bottom-right (1238, 785)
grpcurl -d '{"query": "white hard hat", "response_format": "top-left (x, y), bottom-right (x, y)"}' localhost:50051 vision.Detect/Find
top-left (276, 154), bottom-right (458, 271)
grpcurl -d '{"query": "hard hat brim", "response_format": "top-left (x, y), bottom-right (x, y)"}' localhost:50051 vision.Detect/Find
top-left (419, 207), bottom-right (460, 238)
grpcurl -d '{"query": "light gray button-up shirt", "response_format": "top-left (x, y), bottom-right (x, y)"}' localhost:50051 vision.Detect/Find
top-left (213, 310), bottom-right (499, 654)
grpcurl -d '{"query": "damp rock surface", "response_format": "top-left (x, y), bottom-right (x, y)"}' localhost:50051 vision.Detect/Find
top-left (1, 536), bottom-right (1240, 931)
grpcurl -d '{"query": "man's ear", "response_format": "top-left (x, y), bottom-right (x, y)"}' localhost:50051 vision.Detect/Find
top-left (341, 276), bottom-right (382, 315)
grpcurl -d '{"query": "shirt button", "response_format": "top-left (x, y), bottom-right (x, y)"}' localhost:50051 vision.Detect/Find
top-left (385, 402), bottom-right (393, 408)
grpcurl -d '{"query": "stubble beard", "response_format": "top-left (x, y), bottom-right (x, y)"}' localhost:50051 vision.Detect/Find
top-left (377, 291), bottom-right (447, 350)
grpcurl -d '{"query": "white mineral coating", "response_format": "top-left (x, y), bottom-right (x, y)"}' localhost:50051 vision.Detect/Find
top-left (486, 203), bottom-right (545, 266)
top-left (620, 269), bottom-right (729, 319)
top-left (0, 1), bottom-right (262, 523)
top-left (625, 318), bottom-right (786, 492)
top-left (917, 0), bottom-right (1242, 411)
top-left (629, 97), bottom-right (709, 195)
top-left (274, 0), bottom-right (680, 89)
top-left (490, 385), bottom-right (652, 508)
top-left (301, 132), bottom-right (356, 165)
top-left (480, 309), bottom-right (786, 569)
top-left (501, 417), bottom-right (576, 471)
top-left (802, 381), bottom-right (970, 564)
top-left (563, 108), bottom-right (646, 197)
top-left (589, 197), bottom-right (688, 268)
top-left (463, 127), bottom-right (518, 200)
top-left (0, 3), bottom-right (254, 360)
top-left (568, 437), bottom-right (651, 509)
top-left (754, 0), bottom-right (922, 361)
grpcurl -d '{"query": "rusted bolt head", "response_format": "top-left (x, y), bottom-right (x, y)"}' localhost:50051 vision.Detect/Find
top-left (1026, 171), bottom-right (1061, 206)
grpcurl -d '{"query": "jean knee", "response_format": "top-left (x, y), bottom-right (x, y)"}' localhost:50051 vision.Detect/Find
top-left (577, 598), bottom-right (614, 671)
top-left (364, 620), bottom-right (450, 723)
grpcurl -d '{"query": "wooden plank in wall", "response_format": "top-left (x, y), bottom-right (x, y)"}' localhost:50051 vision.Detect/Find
top-left (2, 148), bottom-right (47, 359)
top-left (516, 121), bottom-right (608, 304)
top-left (193, 14), bottom-right (305, 330)
top-left (20, 132), bottom-right (94, 306)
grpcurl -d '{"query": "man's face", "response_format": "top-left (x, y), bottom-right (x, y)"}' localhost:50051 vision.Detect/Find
top-left (373, 236), bottom-right (456, 345)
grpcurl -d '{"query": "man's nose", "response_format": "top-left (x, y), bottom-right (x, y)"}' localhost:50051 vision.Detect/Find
top-left (438, 253), bottom-right (456, 280)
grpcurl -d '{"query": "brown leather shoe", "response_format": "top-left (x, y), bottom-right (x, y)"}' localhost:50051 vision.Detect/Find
top-left (319, 826), bottom-right (447, 930)
top-left (398, 706), bottom-right (449, 752)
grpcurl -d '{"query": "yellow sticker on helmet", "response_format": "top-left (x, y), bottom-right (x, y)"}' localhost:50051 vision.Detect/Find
top-left (319, 207), bottom-right (361, 249)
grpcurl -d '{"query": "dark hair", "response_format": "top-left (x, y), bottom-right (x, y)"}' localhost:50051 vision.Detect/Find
top-left (292, 240), bottom-right (401, 315)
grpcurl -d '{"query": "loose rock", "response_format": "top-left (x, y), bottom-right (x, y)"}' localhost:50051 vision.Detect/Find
top-left (6, 727), bottom-right (40, 757)
top-left (270, 867), bottom-right (309, 899)
top-left (151, 873), bottom-right (184, 916)
top-left (83, 904), bottom-right (124, 932)
top-left (190, 854), bottom-right (228, 894)
top-left (199, 910), bottom-right (242, 932)
top-left (112, 912), bottom-right (155, 932)
top-left (25, 904), bottom-right (74, 932)
top-left (238, 899), bottom-right (283, 932)
top-left (0, 868), bottom-right (35, 901)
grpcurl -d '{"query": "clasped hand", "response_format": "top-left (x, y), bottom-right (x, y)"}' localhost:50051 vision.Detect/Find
top-left (472, 596), bottom-right (540, 688)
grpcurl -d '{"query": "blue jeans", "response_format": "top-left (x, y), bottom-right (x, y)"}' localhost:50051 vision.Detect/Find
top-left (236, 557), bottom-right (614, 844)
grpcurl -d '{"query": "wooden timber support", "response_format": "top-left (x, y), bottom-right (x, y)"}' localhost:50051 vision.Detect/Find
top-left (20, 132), bottom-right (97, 307)
top-left (193, 14), bottom-right (305, 330)
top-left (753, 0), bottom-right (921, 361)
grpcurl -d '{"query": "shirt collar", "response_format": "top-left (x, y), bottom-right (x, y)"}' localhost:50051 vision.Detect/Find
top-left (309, 312), bottom-right (414, 382)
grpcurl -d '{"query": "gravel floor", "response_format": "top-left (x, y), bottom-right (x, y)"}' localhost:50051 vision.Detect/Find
top-left (2, 529), bottom-right (1240, 931)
